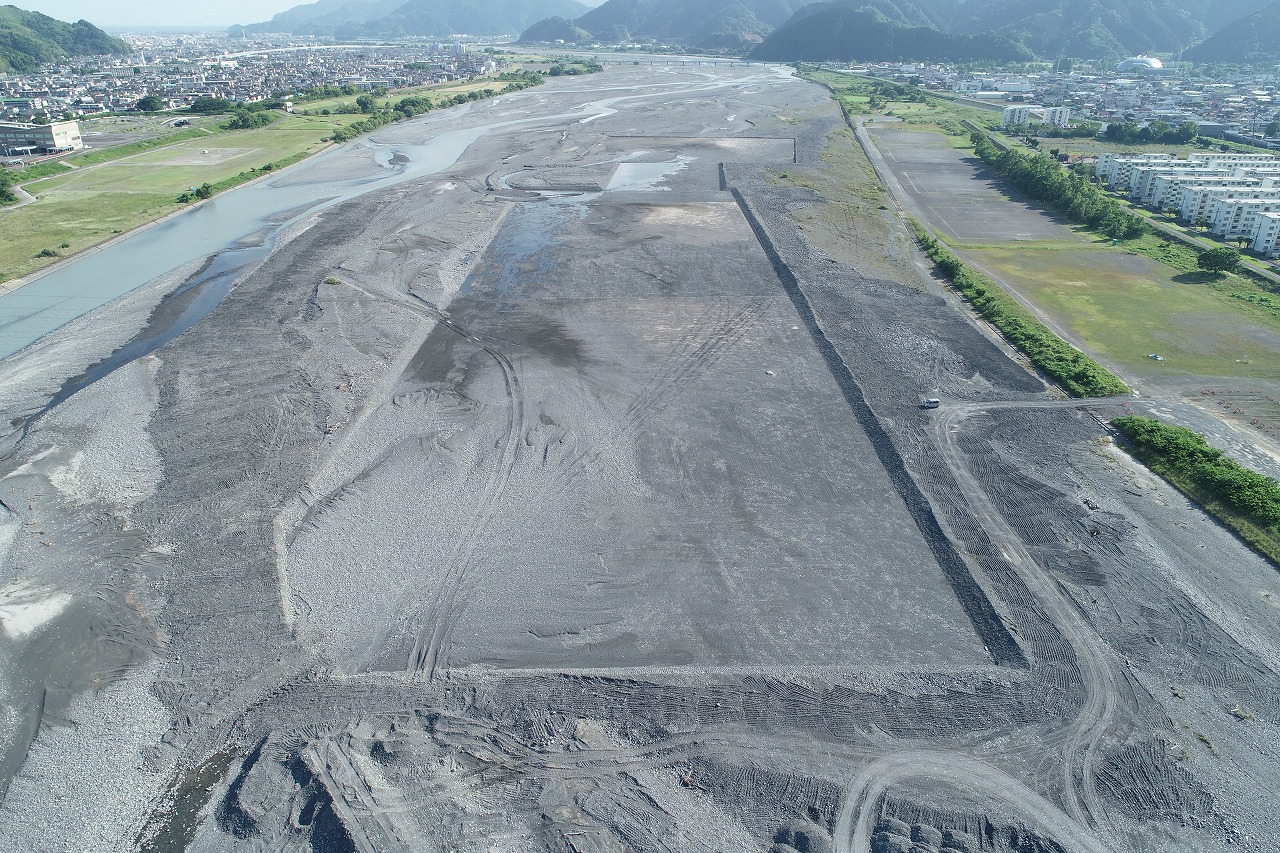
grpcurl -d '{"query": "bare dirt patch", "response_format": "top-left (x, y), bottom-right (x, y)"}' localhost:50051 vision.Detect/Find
top-left (155, 147), bottom-right (254, 166)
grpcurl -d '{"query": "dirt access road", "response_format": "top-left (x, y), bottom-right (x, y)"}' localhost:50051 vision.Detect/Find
top-left (0, 64), bottom-right (1275, 853)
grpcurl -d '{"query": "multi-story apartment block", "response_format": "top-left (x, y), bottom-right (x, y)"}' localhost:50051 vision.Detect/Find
top-left (1250, 211), bottom-right (1280, 257)
top-left (1207, 196), bottom-right (1280, 238)
top-left (1181, 185), bottom-right (1280, 222)
top-left (1002, 105), bottom-right (1031, 127)
top-left (1150, 174), bottom-right (1262, 210)
top-left (1187, 152), bottom-right (1280, 168)
top-left (1095, 153), bottom-right (1179, 190)
top-left (1036, 106), bottom-right (1071, 126)
top-left (1131, 165), bottom-right (1232, 204)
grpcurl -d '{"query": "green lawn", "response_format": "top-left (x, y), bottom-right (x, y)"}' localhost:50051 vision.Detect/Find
top-left (967, 245), bottom-right (1280, 380)
top-left (801, 69), bottom-right (1000, 137)
top-left (0, 191), bottom-right (177, 282)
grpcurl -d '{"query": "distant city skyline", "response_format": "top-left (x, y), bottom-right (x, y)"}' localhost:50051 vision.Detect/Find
top-left (15, 0), bottom-right (300, 28)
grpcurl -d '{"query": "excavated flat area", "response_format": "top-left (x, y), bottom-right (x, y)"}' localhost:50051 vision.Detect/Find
top-left (289, 189), bottom-right (990, 674)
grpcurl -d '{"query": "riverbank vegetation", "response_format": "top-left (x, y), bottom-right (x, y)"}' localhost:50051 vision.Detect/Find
top-left (326, 70), bottom-right (545, 144)
top-left (1113, 415), bottom-right (1280, 564)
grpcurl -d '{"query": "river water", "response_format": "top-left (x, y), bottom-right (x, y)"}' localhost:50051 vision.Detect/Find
top-left (0, 65), bottom-right (792, 367)
top-left (0, 119), bottom-right (499, 361)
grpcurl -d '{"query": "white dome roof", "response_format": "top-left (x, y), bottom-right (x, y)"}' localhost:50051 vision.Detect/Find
top-left (1116, 56), bottom-right (1164, 71)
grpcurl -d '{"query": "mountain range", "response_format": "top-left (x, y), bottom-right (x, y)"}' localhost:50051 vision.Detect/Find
top-left (235, 0), bottom-right (1280, 62)
top-left (518, 0), bottom-right (1280, 61)
top-left (749, 7), bottom-right (1033, 63)
top-left (234, 0), bottom-right (589, 39)
top-left (0, 6), bottom-right (130, 73)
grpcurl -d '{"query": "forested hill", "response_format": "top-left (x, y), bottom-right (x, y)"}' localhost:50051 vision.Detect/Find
top-left (519, 0), bottom-right (809, 50)
top-left (948, 0), bottom-right (1272, 59)
top-left (749, 7), bottom-right (1032, 63)
top-left (1181, 0), bottom-right (1280, 62)
top-left (751, 0), bottom-right (1275, 62)
top-left (0, 6), bottom-right (130, 73)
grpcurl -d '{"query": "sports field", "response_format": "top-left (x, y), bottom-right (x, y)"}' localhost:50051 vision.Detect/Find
top-left (967, 245), bottom-right (1280, 380)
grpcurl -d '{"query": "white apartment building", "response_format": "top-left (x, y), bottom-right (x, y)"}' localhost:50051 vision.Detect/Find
top-left (1130, 165), bottom-right (1232, 204)
top-left (1035, 106), bottom-right (1071, 126)
top-left (1182, 185), bottom-right (1280, 223)
top-left (1208, 196), bottom-right (1280, 238)
top-left (1250, 211), bottom-right (1280, 257)
top-left (1002, 105), bottom-right (1031, 127)
top-left (1150, 174), bottom-right (1263, 210)
top-left (1187, 152), bottom-right (1280, 168)
top-left (1095, 153), bottom-right (1179, 189)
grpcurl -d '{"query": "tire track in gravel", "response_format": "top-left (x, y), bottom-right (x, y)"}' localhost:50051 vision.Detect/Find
top-left (731, 167), bottom-right (1125, 846)
top-left (834, 749), bottom-right (1116, 853)
top-left (928, 400), bottom-right (1126, 835)
top-left (546, 296), bottom-right (768, 490)
top-left (403, 297), bottom-right (526, 681)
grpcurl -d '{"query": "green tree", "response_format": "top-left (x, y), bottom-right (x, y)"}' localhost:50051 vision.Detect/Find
top-left (1173, 121), bottom-right (1199, 143)
top-left (1266, 121), bottom-right (1280, 138)
top-left (194, 183), bottom-right (213, 199)
top-left (188, 96), bottom-right (233, 114)
top-left (355, 94), bottom-right (376, 113)
top-left (224, 110), bottom-right (275, 129)
top-left (135, 95), bottom-right (163, 112)
top-left (1197, 246), bottom-right (1241, 273)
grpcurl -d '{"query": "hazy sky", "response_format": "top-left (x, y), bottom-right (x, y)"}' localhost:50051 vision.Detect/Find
top-left (17, 1), bottom-right (304, 28)
top-left (17, 0), bottom-right (606, 29)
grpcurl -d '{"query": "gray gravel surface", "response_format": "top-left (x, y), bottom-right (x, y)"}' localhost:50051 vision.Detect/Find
top-left (0, 64), bottom-right (1274, 853)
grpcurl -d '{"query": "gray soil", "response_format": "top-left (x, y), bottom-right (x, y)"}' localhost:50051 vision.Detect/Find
top-left (0, 64), bottom-right (1276, 853)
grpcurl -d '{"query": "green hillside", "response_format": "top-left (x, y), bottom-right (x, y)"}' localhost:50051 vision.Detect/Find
top-left (0, 5), bottom-right (130, 73)
top-left (951, 0), bottom-right (1271, 59)
top-left (1182, 0), bottom-right (1280, 62)
top-left (750, 6), bottom-right (1031, 62)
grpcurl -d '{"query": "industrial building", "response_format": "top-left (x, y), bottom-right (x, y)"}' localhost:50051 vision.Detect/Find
top-left (0, 120), bottom-right (83, 157)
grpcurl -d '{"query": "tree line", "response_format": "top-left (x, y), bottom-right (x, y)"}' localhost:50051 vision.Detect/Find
top-left (971, 131), bottom-right (1147, 239)
top-left (1102, 120), bottom-right (1199, 145)
top-left (326, 71), bottom-right (546, 144)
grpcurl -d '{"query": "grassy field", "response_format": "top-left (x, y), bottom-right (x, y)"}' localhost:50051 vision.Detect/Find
top-left (802, 69), bottom-right (1001, 137)
top-left (0, 76), bottom-right (516, 284)
top-left (965, 244), bottom-right (1280, 380)
top-left (845, 86), bottom-right (1280, 387)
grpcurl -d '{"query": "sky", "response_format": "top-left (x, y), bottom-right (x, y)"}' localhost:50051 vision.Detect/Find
top-left (16, 1), bottom-right (315, 29)
top-left (16, 0), bottom-right (606, 30)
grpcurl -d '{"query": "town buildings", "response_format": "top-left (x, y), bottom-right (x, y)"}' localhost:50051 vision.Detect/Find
top-left (0, 34), bottom-right (504, 122)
